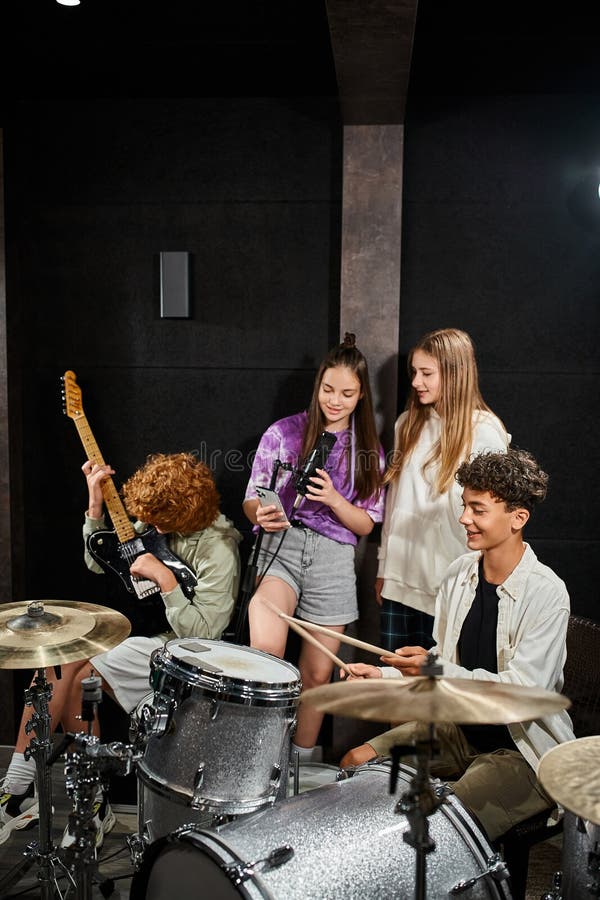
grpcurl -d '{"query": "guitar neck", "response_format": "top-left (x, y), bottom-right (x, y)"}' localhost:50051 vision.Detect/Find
top-left (72, 412), bottom-right (136, 544)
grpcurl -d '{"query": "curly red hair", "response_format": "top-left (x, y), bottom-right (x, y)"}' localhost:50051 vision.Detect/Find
top-left (121, 452), bottom-right (220, 533)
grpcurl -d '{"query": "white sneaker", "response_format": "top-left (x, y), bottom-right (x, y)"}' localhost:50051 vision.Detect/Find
top-left (0, 780), bottom-right (39, 845)
top-left (60, 793), bottom-right (116, 850)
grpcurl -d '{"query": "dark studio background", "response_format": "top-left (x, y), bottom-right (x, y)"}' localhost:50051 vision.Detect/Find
top-left (0, 0), bottom-right (599, 748)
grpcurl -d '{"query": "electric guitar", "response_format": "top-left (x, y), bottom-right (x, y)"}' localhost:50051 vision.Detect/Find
top-left (61, 370), bottom-right (198, 636)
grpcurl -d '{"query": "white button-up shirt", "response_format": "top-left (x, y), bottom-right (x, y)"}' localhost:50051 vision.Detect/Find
top-left (383, 543), bottom-right (576, 772)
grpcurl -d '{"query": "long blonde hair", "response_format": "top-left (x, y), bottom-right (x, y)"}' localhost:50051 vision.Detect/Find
top-left (384, 328), bottom-right (502, 493)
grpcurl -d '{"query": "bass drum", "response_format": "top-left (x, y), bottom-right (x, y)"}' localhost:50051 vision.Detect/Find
top-left (130, 759), bottom-right (512, 899)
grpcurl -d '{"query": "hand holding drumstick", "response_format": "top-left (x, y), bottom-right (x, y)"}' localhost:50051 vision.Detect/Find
top-left (259, 598), bottom-right (405, 679)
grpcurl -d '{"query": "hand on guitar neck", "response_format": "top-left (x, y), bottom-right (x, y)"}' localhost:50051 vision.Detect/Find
top-left (83, 460), bottom-right (115, 519)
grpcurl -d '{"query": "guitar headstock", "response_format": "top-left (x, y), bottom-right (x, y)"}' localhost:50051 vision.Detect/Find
top-left (61, 370), bottom-right (84, 420)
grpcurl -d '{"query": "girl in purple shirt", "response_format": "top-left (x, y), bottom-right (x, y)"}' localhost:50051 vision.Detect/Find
top-left (243, 334), bottom-right (385, 760)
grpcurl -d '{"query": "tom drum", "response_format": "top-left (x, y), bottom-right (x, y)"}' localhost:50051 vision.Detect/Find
top-left (133, 639), bottom-right (301, 845)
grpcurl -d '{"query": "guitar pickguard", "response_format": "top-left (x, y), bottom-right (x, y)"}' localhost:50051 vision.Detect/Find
top-left (86, 527), bottom-right (198, 635)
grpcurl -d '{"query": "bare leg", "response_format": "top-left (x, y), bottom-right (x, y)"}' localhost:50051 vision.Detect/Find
top-left (293, 625), bottom-right (345, 749)
top-left (14, 661), bottom-right (104, 753)
top-left (248, 576), bottom-right (297, 657)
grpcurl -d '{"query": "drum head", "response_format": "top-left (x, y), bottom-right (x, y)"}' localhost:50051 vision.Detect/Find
top-left (154, 638), bottom-right (301, 691)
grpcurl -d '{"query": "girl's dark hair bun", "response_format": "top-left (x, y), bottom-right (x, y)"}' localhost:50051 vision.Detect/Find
top-left (342, 332), bottom-right (356, 348)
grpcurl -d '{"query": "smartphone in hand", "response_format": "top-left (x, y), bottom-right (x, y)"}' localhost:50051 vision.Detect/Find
top-left (255, 487), bottom-right (290, 527)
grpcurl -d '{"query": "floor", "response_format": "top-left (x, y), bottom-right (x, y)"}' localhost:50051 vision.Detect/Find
top-left (0, 747), bottom-right (563, 899)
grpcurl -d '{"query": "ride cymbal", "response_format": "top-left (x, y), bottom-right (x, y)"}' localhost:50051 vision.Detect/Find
top-left (301, 676), bottom-right (571, 725)
top-left (0, 600), bottom-right (131, 669)
top-left (538, 736), bottom-right (600, 825)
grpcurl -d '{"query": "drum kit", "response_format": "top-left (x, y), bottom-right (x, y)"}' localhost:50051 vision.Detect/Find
top-left (0, 599), bottom-right (594, 900)
top-left (537, 736), bottom-right (600, 899)
top-left (0, 599), bottom-right (132, 900)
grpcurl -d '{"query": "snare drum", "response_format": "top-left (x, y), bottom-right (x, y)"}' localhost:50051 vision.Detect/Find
top-left (131, 759), bottom-right (512, 899)
top-left (135, 639), bottom-right (301, 845)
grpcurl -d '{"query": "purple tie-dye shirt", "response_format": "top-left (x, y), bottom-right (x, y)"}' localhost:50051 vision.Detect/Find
top-left (244, 411), bottom-right (385, 546)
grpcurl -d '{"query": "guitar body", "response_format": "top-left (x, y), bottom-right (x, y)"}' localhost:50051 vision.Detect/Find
top-left (86, 527), bottom-right (198, 636)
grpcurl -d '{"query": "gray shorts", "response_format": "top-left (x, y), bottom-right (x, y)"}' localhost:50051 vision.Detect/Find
top-left (256, 525), bottom-right (358, 625)
top-left (91, 635), bottom-right (170, 714)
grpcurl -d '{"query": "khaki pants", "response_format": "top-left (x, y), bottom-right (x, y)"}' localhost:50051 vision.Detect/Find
top-left (368, 721), bottom-right (554, 841)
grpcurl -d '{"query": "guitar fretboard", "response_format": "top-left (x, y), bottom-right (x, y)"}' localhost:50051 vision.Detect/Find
top-left (71, 412), bottom-right (136, 544)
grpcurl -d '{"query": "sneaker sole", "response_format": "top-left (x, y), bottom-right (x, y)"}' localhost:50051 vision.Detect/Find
top-left (0, 811), bottom-right (38, 845)
top-left (97, 807), bottom-right (117, 848)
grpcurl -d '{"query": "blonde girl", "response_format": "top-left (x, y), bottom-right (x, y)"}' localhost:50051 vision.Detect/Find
top-left (376, 328), bottom-right (509, 650)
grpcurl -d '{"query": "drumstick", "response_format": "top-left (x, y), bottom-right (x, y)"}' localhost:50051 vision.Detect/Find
top-left (259, 598), bottom-right (354, 677)
top-left (275, 608), bottom-right (401, 662)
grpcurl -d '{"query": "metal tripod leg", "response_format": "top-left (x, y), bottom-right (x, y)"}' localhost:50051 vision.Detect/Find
top-left (0, 668), bottom-right (75, 900)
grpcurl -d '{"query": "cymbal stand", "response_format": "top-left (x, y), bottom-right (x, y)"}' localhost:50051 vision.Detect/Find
top-left (57, 675), bottom-right (141, 900)
top-left (0, 667), bottom-right (76, 900)
top-left (390, 726), bottom-right (444, 900)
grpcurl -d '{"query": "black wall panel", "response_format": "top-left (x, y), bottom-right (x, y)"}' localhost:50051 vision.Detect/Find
top-left (398, 93), bottom-right (600, 620)
top-left (5, 96), bottom-right (342, 611)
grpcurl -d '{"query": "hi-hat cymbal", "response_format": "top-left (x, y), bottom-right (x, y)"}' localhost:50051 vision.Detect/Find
top-left (301, 676), bottom-right (571, 725)
top-left (538, 736), bottom-right (600, 825)
top-left (0, 600), bottom-right (131, 669)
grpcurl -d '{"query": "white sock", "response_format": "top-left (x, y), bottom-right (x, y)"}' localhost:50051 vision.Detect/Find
top-left (290, 742), bottom-right (315, 764)
top-left (4, 753), bottom-right (36, 795)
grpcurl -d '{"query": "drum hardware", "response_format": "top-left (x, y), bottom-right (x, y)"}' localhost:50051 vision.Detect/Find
top-left (47, 673), bottom-right (144, 900)
top-left (132, 693), bottom-right (175, 743)
top-left (222, 844), bottom-right (295, 886)
top-left (0, 600), bottom-right (130, 900)
top-left (127, 831), bottom-right (148, 871)
top-left (290, 749), bottom-right (300, 796)
top-left (390, 732), bottom-right (508, 899)
top-left (448, 854), bottom-right (510, 895)
top-left (0, 665), bottom-right (76, 900)
top-left (540, 871), bottom-right (563, 900)
top-left (384, 725), bottom-right (444, 900)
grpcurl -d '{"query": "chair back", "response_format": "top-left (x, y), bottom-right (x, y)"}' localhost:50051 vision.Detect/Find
top-left (563, 614), bottom-right (600, 738)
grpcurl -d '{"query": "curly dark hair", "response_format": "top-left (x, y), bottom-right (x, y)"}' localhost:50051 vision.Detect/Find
top-left (121, 452), bottom-right (220, 533)
top-left (455, 448), bottom-right (548, 512)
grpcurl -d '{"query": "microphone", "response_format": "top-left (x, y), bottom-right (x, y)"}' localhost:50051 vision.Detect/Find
top-left (292, 431), bottom-right (337, 510)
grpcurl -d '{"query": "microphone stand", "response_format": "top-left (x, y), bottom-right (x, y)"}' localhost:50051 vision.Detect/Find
top-left (234, 459), bottom-right (295, 643)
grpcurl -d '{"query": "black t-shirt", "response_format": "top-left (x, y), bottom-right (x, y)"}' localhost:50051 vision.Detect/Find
top-left (458, 560), bottom-right (514, 753)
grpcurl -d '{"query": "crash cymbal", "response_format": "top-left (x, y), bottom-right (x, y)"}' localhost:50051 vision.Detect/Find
top-left (0, 600), bottom-right (131, 669)
top-left (301, 676), bottom-right (571, 725)
top-left (538, 736), bottom-right (600, 825)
